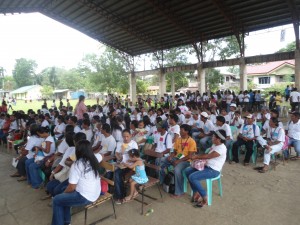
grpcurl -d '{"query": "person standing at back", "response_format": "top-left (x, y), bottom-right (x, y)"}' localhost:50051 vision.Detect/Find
top-left (74, 95), bottom-right (87, 127)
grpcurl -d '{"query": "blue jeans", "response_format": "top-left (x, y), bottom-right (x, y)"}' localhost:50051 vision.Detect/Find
top-left (51, 191), bottom-right (92, 225)
top-left (288, 138), bottom-right (300, 156)
top-left (114, 168), bottom-right (131, 199)
top-left (26, 159), bottom-right (43, 189)
top-left (47, 179), bottom-right (69, 197)
top-left (159, 157), bottom-right (190, 195)
top-left (184, 166), bottom-right (219, 197)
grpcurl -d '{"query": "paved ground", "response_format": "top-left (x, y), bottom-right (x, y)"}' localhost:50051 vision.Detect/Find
top-left (1, 147), bottom-right (300, 225)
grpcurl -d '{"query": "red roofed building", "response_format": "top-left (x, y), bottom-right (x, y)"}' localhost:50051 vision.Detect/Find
top-left (247, 60), bottom-right (295, 88)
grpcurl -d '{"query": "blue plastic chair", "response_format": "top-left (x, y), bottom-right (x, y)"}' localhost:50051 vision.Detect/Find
top-left (182, 148), bottom-right (223, 206)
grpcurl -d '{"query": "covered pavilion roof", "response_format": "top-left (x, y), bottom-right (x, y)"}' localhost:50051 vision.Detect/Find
top-left (1, 0), bottom-right (300, 56)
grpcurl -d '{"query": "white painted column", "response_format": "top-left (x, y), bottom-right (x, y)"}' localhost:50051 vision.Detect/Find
top-left (197, 63), bottom-right (206, 94)
top-left (239, 58), bottom-right (247, 91)
top-left (171, 74), bottom-right (175, 97)
top-left (295, 50), bottom-right (300, 89)
top-left (129, 71), bottom-right (136, 104)
top-left (159, 69), bottom-right (166, 97)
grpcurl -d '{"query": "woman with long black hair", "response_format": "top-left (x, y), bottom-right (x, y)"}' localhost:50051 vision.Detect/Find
top-left (51, 140), bottom-right (101, 225)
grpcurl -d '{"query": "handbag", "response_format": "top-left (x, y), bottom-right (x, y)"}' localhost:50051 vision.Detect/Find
top-left (54, 167), bottom-right (70, 183)
top-left (191, 159), bottom-right (207, 171)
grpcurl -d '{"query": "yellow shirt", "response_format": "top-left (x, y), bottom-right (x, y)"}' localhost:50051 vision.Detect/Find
top-left (173, 137), bottom-right (197, 158)
top-left (275, 96), bottom-right (282, 106)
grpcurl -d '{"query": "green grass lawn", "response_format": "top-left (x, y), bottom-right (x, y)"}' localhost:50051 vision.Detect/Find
top-left (8, 99), bottom-right (101, 113)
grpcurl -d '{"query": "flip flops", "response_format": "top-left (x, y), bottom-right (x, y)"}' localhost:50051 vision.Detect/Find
top-left (253, 166), bottom-right (264, 170)
top-left (17, 177), bottom-right (27, 182)
top-left (10, 173), bottom-right (21, 177)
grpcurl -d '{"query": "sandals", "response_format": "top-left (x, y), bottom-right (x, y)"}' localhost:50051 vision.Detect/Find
top-left (10, 173), bottom-right (21, 177)
top-left (253, 166), bottom-right (264, 171)
top-left (123, 191), bottom-right (139, 203)
top-left (132, 191), bottom-right (139, 199)
top-left (17, 176), bottom-right (27, 182)
top-left (258, 169), bottom-right (268, 173)
top-left (193, 200), bottom-right (208, 208)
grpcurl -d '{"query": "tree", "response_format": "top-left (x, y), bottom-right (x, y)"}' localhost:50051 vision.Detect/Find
top-left (136, 79), bottom-right (148, 94)
top-left (12, 58), bottom-right (37, 87)
top-left (41, 85), bottom-right (54, 99)
top-left (277, 41), bottom-right (296, 53)
top-left (49, 67), bottom-right (59, 89)
top-left (3, 76), bottom-right (16, 90)
top-left (206, 69), bottom-right (224, 92)
top-left (57, 69), bottom-right (87, 90)
top-left (166, 72), bottom-right (188, 92)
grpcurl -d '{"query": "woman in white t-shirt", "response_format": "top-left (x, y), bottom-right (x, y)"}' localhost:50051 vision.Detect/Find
top-left (257, 118), bottom-right (285, 173)
top-left (51, 140), bottom-right (101, 225)
top-left (184, 129), bottom-right (227, 208)
top-left (27, 126), bottom-right (56, 189)
top-left (11, 124), bottom-right (44, 181)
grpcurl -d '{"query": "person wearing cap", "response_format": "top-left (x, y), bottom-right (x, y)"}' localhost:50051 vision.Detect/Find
top-left (198, 112), bottom-right (215, 152)
top-left (286, 111), bottom-right (300, 159)
top-left (228, 103), bottom-right (237, 121)
top-left (184, 129), bottom-right (227, 208)
top-left (231, 114), bottom-right (260, 165)
top-left (214, 116), bottom-right (232, 153)
top-left (159, 124), bottom-right (197, 197)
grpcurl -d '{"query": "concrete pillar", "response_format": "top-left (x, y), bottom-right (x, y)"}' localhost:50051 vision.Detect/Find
top-left (171, 74), bottom-right (175, 97)
top-left (197, 64), bottom-right (206, 94)
top-left (129, 70), bottom-right (136, 104)
top-left (295, 49), bottom-right (300, 89)
top-left (159, 68), bottom-right (166, 97)
top-left (239, 58), bottom-right (247, 91)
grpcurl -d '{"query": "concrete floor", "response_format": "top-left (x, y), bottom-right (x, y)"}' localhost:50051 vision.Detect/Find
top-left (1, 148), bottom-right (300, 225)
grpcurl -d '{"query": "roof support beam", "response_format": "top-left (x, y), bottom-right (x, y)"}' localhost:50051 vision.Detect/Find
top-left (77, 0), bottom-right (162, 55)
top-left (210, 0), bottom-right (245, 57)
top-left (286, 0), bottom-right (300, 50)
top-left (145, 0), bottom-right (200, 44)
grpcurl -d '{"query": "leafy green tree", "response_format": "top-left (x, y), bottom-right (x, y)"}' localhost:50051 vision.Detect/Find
top-left (49, 67), bottom-right (59, 89)
top-left (136, 79), bottom-right (148, 94)
top-left (206, 68), bottom-right (224, 92)
top-left (57, 69), bottom-right (87, 90)
top-left (166, 72), bottom-right (188, 92)
top-left (277, 41), bottom-right (296, 53)
top-left (3, 76), bottom-right (16, 90)
top-left (12, 58), bottom-right (37, 87)
top-left (41, 85), bottom-right (54, 98)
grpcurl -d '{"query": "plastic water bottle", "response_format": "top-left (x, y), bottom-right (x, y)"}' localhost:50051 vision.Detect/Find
top-left (145, 208), bottom-right (154, 216)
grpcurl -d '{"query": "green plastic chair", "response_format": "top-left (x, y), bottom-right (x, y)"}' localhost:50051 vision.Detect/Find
top-left (38, 169), bottom-right (46, 182)
top-left (182, 148), bottom-right (223, 206)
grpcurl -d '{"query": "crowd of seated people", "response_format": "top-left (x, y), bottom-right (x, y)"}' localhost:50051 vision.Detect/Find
top-left (6, 89), bottom-right (300, 224)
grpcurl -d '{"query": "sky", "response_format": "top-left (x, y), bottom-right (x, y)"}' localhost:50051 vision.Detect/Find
top-left (0, 12), bottom-right (296, 75)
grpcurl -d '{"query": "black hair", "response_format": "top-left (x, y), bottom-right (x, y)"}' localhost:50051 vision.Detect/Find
top-left (70, 116), bottom-right (78, 123)
top-left (65, 132), bottom-right (75, 147)
top-left (122, 129), bottom-right (131, 135)
top-left (57, 115), bottom-right (64, 121)
top-left (73, 132), bottom-right (87, 145)
top-left (270, 117), bottom-right (279, 127)
top-left (270, 109), bottom-right (279, 117)
top-left (102, 123), bottom-right (111, 133)
top-left (169, 114), bottom-right (179, 123)
top-left (65, 124), bottom-right (75, 133)
top-left (128, 149), bottom-right (140, 158)
top-left (30, 123), bottom-right (39, 136)
top-left (180, 124), bottom-right (191, 134)
top-left (130, 120), bottom-right (139, 129)
top-left (82, 118), bottom-right (91, 126)
top-left (39, 114), bottom-right (45, 120)
top-left (37, 126), bottom-right (50, 134)
top-left (75, 140), bottom-right (99, 177)
top-left (216, 116), bottom-right (226, 124)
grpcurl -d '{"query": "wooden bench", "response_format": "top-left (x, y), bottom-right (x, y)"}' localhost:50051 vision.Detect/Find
top-left (82, 161), bottom-right (117, 225)
top-left (134, 162), bottom-right (163, 215)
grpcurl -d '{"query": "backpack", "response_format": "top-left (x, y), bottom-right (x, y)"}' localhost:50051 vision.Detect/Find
top-left (163, 171), bottom-right (175, 194)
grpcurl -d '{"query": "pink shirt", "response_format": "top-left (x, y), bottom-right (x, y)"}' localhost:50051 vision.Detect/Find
top-left (74, 101), bottom-right (87, 120)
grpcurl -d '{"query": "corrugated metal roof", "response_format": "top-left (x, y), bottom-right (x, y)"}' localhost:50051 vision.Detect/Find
top-left (1, 0), bottom-right (299, 56)
top-left (10, 85), bottom-right (40, 94)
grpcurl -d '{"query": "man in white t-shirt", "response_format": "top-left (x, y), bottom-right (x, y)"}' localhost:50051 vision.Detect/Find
top-left (215, 116), bottom-right (232, 153)
top-left (230, 114), bottom-right (260, 165)
top-left (98, 123), bottom-right (116, 157)
top-left (286, 111), bottom-right (300, 159)
top-left (198, 112), bottom-right (215, 151)
top-left (81, 119), bottom-right (93, 142)
top-left (289, 88), bottom-right (300, 111)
